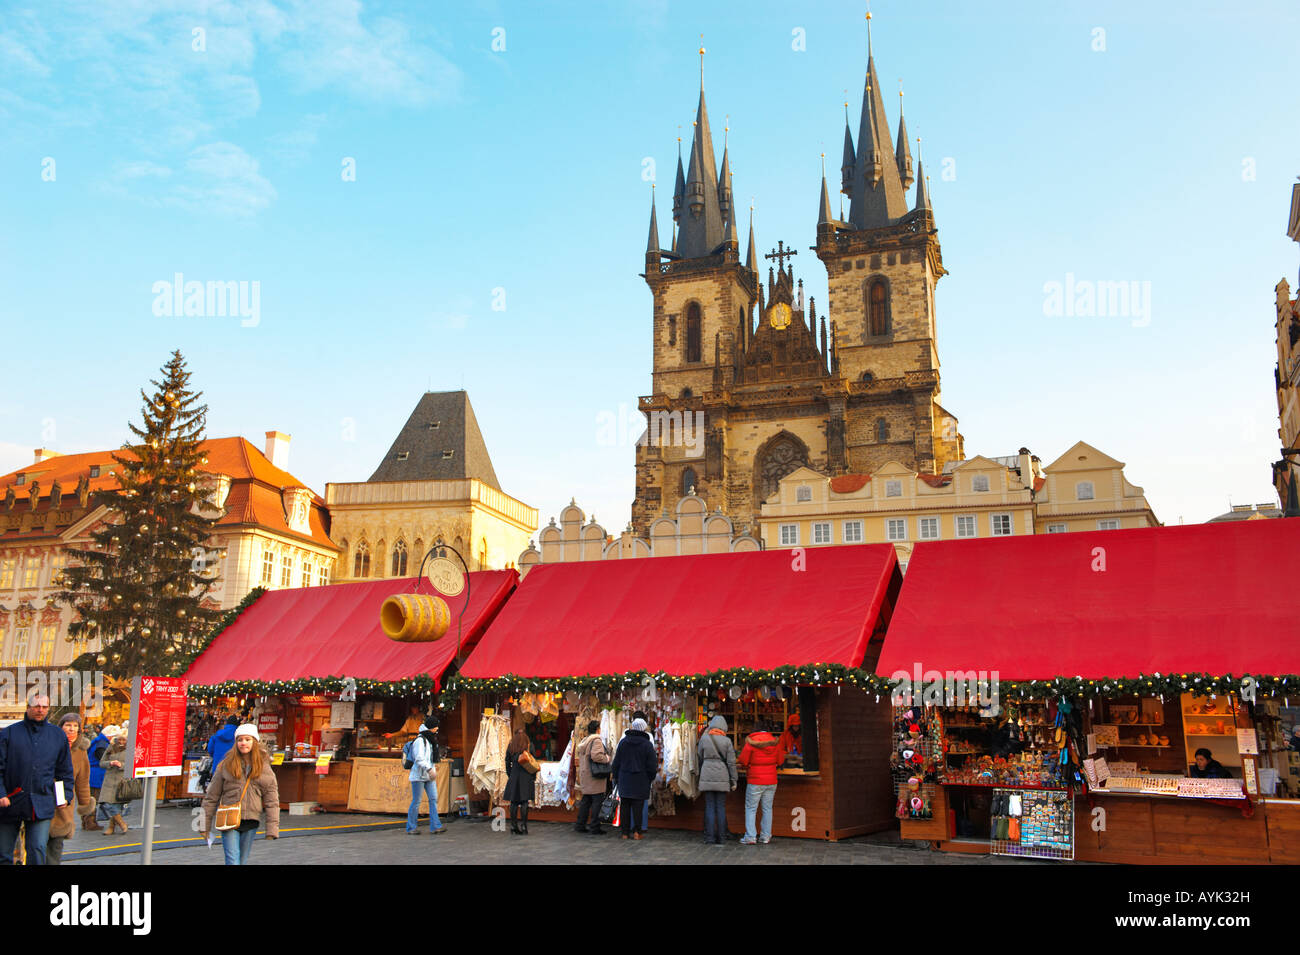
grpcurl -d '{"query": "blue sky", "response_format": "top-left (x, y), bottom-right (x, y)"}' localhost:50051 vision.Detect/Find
top-left (3, 0), bottom-right (1298, 537)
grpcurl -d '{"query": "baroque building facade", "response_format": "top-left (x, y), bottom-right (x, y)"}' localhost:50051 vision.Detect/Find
top-left (633, 25), bottom-right (962, 536)
top-left (0, 433), bottom-right (337, 671)
top-left (1273, 182), bottom-right (1300, 516)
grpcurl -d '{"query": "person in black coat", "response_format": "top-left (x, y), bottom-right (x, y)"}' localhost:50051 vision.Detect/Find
top-left (0, 693), bottom-right (75, 865)
top-left (502, 729), bottom-right (536, 835)
top-left (610, 718), bottom-right (657, 840)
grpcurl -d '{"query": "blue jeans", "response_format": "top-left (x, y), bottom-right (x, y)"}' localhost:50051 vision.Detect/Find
top-left (744, 783), bottom-right (776, 842)
top-left (221, 827), bottom-right (257, 865)
top-left (98, 800), bottom-right (131, 821)
top-left (407, 779), bottom-right (443, 832)
top-left (703, 791), bottom-right (728, 842)
top-left (0, 818), bottom-right (52, 865)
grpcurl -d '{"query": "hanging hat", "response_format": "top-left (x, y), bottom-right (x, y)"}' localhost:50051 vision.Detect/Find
top-left (235, 723), bottom-right (260, 740)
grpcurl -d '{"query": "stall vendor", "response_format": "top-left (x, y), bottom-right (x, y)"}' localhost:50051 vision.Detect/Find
top-left (1190, 748), bottom-right (1232, 779)
top-left (384, 704), bottom-right (426, 740)
top-left (778, 715), bottom-right (802, 757)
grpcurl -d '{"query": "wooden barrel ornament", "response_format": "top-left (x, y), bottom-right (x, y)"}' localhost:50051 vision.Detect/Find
top-left (380, 593), bottom-right (452, 642)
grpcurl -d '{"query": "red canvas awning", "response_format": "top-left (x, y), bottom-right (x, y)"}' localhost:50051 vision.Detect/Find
top-left (185, 570), bottom-right (518, 688)
top-left (875, 519), bottom-right (1300, 681)
top-left (459, 544), bottom-right (900, 679)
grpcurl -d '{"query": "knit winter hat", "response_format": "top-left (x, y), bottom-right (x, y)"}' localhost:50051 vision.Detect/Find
top-left (631, 718), bottom-right (648, 732)
top-left (235, 723), bottom-right (260, 740)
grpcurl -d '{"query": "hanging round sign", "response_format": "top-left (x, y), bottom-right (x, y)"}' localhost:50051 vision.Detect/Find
top-left (728, 685), bottom-right (742, 700)
top-left (427, 557), bottom-right (465, 596)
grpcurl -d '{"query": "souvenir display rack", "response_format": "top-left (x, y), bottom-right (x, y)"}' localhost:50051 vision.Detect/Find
top-left (990, 787), bottom-right (1074, 861)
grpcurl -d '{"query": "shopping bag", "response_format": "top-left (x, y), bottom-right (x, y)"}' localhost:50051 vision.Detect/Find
top-left (598, 786), bottom-right (619, 825)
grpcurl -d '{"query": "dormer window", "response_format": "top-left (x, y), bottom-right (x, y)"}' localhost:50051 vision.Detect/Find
top-left (442, 450), bottom-right (455, 460)
top-left (428, 421), bottom-right (441, 430)
top-left (89, 466), bottom-right (101, 478)
top-left (397, 451), bottom-right (409, 461)
top-left (15, 474), bottom-right (25, 486)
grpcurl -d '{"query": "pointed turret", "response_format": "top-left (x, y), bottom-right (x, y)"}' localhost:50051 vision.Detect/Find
top-left (914, 160), bottom-right (932, 213)
top-left (717, 145), bottom-right (733, 222)
top-left (677, 89), bottom-right (726, 258)
top-left (746, 210), bottom-right (757, 272)
top-left (896, 92), bottom-right (914, 191)
top-left (840, 116), bottom-right (856, 196)
top-left (818, 172), bottom-right (834, 225)
top-left (846, 31), bottom-right (909, 230)
top-left (646, 188), bottom-right (661, 256)
top-left (672, 148), bottom-right (686, 222)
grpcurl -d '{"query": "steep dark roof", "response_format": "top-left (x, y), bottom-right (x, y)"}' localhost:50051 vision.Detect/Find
top-left (368, 391), bottom-right (501, 489)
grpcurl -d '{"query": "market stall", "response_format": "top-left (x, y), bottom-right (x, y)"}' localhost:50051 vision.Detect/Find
top-left (876, 517), bottom-right (1300, 864)
top-left (184, 570), bottom-right (518, 818)
top-left (445, 543), bottom-right (903, 841)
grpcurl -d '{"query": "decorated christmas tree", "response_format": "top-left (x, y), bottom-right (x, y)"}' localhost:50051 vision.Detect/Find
top-left (59, 350), bottom-right (225, 677)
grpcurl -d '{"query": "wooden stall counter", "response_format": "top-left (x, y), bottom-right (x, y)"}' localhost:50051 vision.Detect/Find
top-left (272, 757), bottom-right (353, 812)
top-left (347, 756), bottom-right (464, 815)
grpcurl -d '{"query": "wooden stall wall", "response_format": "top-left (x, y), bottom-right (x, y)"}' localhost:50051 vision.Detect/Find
top-left (823, 686), bottom-right (897, 839)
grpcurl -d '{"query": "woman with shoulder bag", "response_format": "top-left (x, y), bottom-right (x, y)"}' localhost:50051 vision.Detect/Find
top-left (200, 724), bottom-right (280, 865)
top-left (97, 726), bottom-right (138, 836)
top-left (502, 729), bottom-right (537, 836)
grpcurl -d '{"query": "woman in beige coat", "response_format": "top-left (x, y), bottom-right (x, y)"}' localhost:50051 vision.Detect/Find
top-left (47, 713), bottom-right (93, 863)
top-left (200, 723), bottom-right (279, 865)
top-left (572, 720), bottom-right (611, 835)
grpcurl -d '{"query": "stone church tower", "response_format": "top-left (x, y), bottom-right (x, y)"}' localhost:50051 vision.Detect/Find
top-left (632, 26), bottom-right (963, 535)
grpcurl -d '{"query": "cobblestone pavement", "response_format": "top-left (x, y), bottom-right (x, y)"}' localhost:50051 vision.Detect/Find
top-left (63, 804), bottom-right (1046, 865)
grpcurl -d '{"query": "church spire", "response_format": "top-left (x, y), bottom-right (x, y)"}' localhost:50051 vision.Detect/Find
top-left (672, 137), bottom-right (685, 222)
top-left (896, 85), bottom-right (914, 191)
top-left (914, 152), bottom-right (932, 214)
top-left (845, 13), bottom-right (909, 230)
top-left (840, 98), bottom-right (855, 196)
top-left (677, 68), bottom-right (726, 258)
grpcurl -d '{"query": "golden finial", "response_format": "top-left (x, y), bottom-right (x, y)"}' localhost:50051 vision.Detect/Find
top-left (699, 34), bottom-right (705, 89)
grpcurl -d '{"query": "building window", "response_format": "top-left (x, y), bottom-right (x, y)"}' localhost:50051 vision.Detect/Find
top-left (972, 474), bottom-right (990, 493)
top-left (428, 421), bottom-right (441, 430)
top-left (318, 563), bottom-right (330, 587)
top-left (281, 554), bottom-right (293, 587)
top-left (442, 450), bottom-right (455, 460)
top-left (876, 418), bottom-right (889, 443)
top-left (843, 520), bottom-right (864, 543)
top-left (682, 468), bottom-right (698, 496)
top-left (886, 518), bottom-right (907, 541)
top-left (10, 627), bottom-right (30, 664)
top-left (89, 465), bottom-right (101, 478)
top-left (956, 515), bottom-right (977, 538)
top-left (392, 540), bottom-right (408, 576)
top-left (478, 538), bottom-right (488, 570)
top-left (397, 451), bottom-right (409, 461)
top-left (1097, 519), bottom-right (1120, 530)
top-left (21, 557), bottom-right (40, 589)
top-left (667, 315), bottom-right (677, 346)
top-left (262, 548), bottom-right (275, 584)
top-left (1047, 523), bottom-right (1068, 533)
top-left (918, 517), bottom-right (939, 540)
top-left (796, 485), bottom-right (811, 502)
top-left (0, 559), bottom-right (14, 589)
top-left (36, 626), bottom-right (56, 666)
top-left (354, 543), bottom-right (370, 578)
top-left (812, 522), bottom-right (832, 545)
top-left (868, 279), bottom-right (890, 336)
top-left (685, 302), bottom-right (702, 363)
top-left (885, 479), bottom-right (902, 498)
top-left (779, 524), bottom-right (799, 546)
top-left (991, 513), bottom-right (1013, 536)
top-left (302, 561), bottom-right (313, 587)
top-left (1076, 481), bottom-right (1095, 501)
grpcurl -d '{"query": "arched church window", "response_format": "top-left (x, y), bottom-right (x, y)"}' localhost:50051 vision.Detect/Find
top-left (392, 540), bottom-right (408, 576)
top-left (682, 467), bottom-right (697, 496)
top-left (868, 279), bottom-right (889, 336)
top-left (686, 303), bottom-right (702, 363)
top-left (876, 418), bottom-right (889, 443)
top-left (354, 542), bottom-right (371, 578)
top-left (758, 436), bottom-right (808, 500)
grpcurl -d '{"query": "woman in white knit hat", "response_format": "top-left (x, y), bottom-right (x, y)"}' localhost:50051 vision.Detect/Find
top-left (200, 723), bottom-right (280, 865)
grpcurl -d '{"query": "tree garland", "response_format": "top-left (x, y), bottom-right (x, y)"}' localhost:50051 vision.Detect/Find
top-left (188, 673), bottom-right (438, 704)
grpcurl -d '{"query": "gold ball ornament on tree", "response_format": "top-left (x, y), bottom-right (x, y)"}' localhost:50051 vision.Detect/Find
top-left (112, 594), bottom-right (123, 603)
top-left (141, 627), bottom-right (151, 637)
top-left (177, 609), bottom-right (186, 618)
top-left (132, 601), bottom-right (142, 611)
top-left (95, 654), bottom-right (107, 666)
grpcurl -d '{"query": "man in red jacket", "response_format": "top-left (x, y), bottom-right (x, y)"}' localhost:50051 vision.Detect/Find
top-left (737, 720), bottom-right (786, 844)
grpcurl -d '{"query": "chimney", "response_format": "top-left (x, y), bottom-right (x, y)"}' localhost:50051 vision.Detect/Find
top-left (1017, 448), bottom-right (1033, 490)
top-left (33, 449), bottom-right (62, 464)
top-left (264, 431), bottom-right (291, 470)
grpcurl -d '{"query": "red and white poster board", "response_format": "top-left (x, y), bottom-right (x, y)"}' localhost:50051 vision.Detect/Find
top-left (127, 675), bottom-right (188, 778)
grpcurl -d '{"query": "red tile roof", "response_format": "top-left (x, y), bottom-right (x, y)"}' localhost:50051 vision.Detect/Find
top-left (0, 437), bottom-right (334, 550)
top-left (918, 474), bottom-right (952, 488)
top-left (830, 474), bottom-right (870, 494)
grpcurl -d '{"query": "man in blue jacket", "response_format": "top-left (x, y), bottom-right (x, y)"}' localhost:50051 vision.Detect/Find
top-left (85, 725), bottom-right (110, 830)
top-left (205, 715), bottom-right (239, 779)
top-left (0, 693), bottom-right (75, 865)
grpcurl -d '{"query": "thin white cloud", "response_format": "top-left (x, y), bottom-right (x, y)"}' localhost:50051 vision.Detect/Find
top-left (105, 142), bottom-right (275, 217)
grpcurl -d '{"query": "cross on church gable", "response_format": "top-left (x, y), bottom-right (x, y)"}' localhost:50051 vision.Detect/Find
top-left (765, 240), bottom-right (797, 271)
